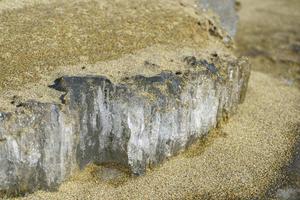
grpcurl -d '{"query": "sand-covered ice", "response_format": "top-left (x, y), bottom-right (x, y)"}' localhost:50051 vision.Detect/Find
top-left (11, 71), bottom-right (299, 200)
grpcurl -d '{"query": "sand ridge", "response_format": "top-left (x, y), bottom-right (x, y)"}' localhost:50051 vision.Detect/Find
top-left (0, 0), bottom-right (218, 91)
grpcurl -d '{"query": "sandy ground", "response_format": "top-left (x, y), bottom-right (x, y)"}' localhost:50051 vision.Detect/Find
top-left (235, 0), bottom-right (300, 199)
top-left (2, 0), bottom-right (300, 199)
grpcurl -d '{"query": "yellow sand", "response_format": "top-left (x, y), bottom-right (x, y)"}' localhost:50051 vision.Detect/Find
top-left (0, 0), bottom-right (217, 91)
